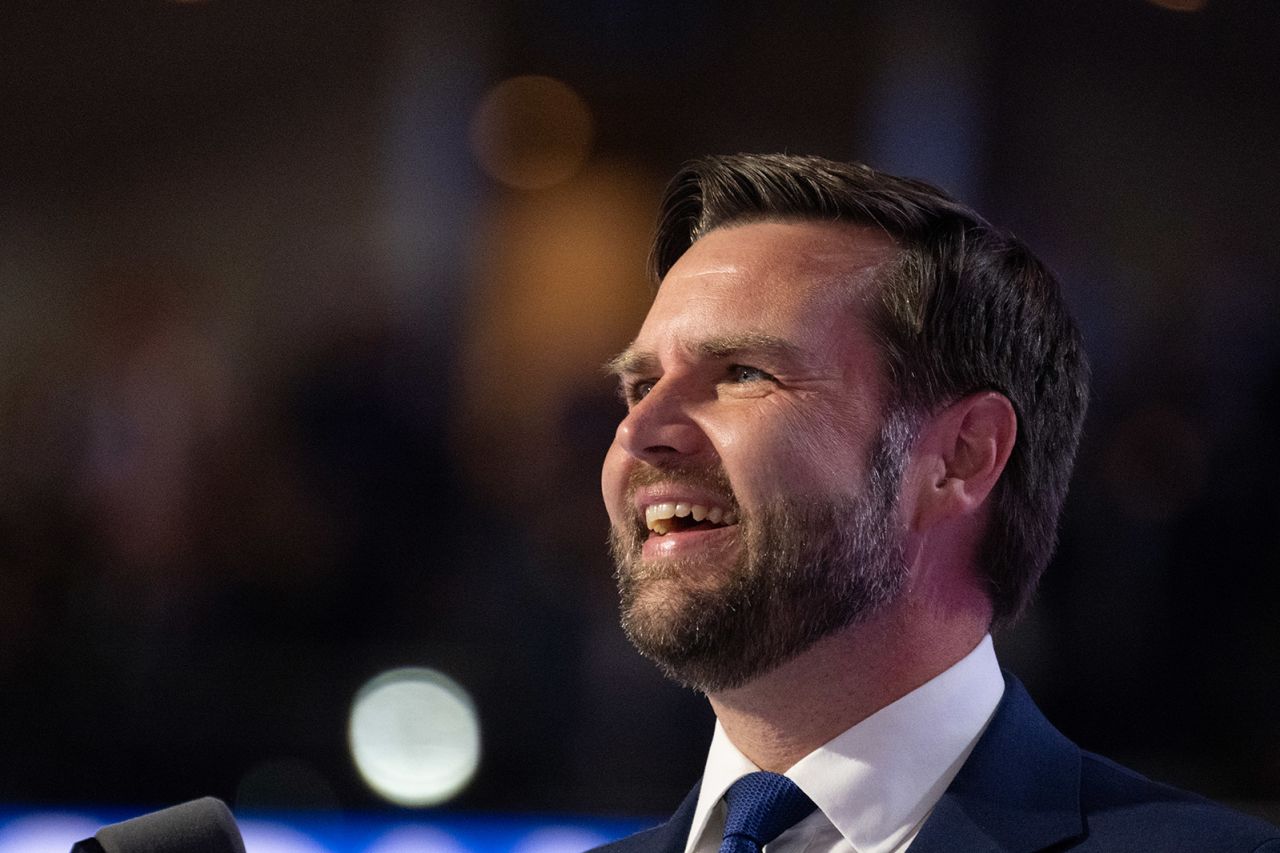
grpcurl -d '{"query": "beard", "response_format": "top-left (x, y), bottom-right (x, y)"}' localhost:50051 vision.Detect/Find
top-left (609, 410), bottom-right (914, 694)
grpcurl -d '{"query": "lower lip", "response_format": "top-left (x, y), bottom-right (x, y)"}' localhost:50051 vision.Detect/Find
top-left (641, 525), bottom-right (739, 560)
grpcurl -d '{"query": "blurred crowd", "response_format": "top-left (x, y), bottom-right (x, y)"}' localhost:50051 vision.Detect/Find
top-left (0, 0), bottom-right (1277, 822)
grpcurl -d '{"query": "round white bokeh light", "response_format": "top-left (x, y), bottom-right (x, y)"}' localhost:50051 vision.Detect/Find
top-left (348, 668), bottom-right (481, 807)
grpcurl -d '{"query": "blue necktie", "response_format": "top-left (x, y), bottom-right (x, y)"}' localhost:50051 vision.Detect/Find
top-left (719, 772), bottom-right (818, 853)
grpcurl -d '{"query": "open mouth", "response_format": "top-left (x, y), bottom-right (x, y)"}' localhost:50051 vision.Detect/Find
top-left (644, 502), bottom-right (739, 536)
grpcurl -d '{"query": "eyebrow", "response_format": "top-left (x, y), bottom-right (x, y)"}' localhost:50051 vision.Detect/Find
top-left (604, 332), bottom-right (806, 377)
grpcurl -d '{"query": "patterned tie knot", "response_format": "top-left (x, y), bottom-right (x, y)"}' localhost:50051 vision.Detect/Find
top-left (719, 771), bottom-right (817, 853)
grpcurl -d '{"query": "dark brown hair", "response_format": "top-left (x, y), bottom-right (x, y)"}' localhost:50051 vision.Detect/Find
top-left (650, 153), bottom-right (1091, 624)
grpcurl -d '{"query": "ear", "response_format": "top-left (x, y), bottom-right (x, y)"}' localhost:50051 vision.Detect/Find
top-left (907, 391), bottom-right (1017, 531)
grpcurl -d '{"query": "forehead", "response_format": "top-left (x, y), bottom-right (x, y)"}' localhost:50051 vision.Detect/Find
top-left (633, 220), bottom-right (898, 355)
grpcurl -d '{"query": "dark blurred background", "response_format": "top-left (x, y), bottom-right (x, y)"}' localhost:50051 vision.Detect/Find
top-left (1, 0), bottom-right (1277, 825)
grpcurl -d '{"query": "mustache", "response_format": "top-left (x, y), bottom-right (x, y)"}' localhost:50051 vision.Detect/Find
top-left (624, 462), bottom-right (740, 514)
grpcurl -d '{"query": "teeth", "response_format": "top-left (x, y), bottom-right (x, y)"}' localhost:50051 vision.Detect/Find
top-left (644, 503), bottom-right (677, 528)
top-left (644, 501), bottom-right (739, 533)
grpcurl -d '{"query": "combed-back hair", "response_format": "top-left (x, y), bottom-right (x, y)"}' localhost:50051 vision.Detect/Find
top-left (650, 154), bottom-right (1091, 625)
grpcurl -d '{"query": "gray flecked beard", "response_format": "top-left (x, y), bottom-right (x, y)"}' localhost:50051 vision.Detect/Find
top-left (609, 411), bottom-right (915, 694)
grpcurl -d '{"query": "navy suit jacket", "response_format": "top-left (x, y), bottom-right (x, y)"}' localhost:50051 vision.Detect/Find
top-left (592, 675), bottom-right (1280, 852)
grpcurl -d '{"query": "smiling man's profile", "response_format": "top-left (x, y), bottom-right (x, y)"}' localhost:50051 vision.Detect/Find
top-left (593, 154), bottom-right (1280, 853)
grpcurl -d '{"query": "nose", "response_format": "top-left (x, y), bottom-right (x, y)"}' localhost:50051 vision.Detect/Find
top-left (614, 380), bottom-right (709, 464)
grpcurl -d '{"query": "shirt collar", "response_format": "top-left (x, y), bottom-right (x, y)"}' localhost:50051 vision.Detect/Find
top-left (684, 635), bottom-right (1004, 853)
top-left (684, 720), bottom-right (760, 853)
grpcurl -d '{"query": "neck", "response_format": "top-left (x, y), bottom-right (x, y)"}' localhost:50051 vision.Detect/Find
top-left (705, 597), bottom-right (990, 773)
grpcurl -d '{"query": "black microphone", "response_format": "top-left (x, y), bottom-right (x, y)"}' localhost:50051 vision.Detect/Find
top-left (69, 797), bottom-right (246, 853)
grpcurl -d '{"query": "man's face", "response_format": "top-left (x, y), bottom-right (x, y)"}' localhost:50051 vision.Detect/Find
top-left (601, 220), bottom-right (913, 693)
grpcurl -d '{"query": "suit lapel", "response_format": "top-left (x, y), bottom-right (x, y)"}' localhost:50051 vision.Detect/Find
top-left (593, 783), bottom-right (701, 853)
top-left (907, 674), bottom-right (1083, 853)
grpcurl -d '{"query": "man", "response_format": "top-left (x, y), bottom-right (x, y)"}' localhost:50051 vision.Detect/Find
top-left (596, 154), bottom-right (1279, 852)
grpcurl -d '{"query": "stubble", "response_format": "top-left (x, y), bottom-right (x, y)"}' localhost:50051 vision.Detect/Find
top-left (609, 410), bottom-right (915, 693)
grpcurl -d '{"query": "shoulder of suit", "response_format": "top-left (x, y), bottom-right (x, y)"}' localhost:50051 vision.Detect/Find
top-left (1076, 749), bottom-right (1280, 850)
top-left (588, 822), bottom-right (672, 853)
top-left (587, 784), bottom-right (701, 853)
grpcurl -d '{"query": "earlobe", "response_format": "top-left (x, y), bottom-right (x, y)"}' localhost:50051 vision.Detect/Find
top-left (911, 391), bottom-right (1017, 530)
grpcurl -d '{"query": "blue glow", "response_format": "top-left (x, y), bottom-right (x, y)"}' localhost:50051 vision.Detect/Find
top-left (0, 808), bottom-right (654, 853)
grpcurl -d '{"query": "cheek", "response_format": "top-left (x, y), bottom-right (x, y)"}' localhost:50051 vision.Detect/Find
top-left (601, 441), bottom-right (630, 523)
top-left (720, 405), bottom-right (865, 496)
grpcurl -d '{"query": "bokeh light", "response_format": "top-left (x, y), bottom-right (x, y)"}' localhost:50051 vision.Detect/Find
top-left (469, 76), bottom-right (594, 190)
top-left (236, 820), bottom-right (332, 853)
top-left (363, 825), bottom-right (470, 853)
top-left (348, 668), bottom-right (481, 807)
top-left (453, 162), bottom-right (656, 521)
top-left (0, 813), bottom-right (99, 853)
top-left (509, 826), bottom-right (612, 853)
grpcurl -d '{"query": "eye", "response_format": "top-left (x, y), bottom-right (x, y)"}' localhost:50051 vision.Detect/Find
top-left (728, 365), bottom-right (773, 384)
top-left (621, 378), bottom-right (657, 406)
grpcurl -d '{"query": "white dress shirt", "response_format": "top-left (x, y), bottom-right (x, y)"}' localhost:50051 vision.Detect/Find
top-left (683, 635), bottom-right (1004, 853)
